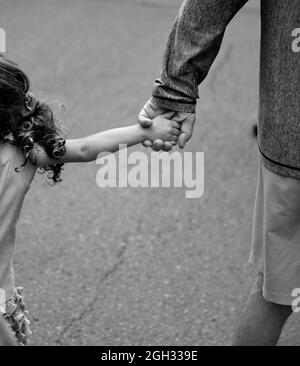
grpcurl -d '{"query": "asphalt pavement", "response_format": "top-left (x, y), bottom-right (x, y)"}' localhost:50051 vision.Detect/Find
top-left (0, 0), bottom-right (299, 346)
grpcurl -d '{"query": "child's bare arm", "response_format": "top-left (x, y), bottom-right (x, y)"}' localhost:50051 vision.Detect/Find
top-left (32, 117), bottom-right (181, 166)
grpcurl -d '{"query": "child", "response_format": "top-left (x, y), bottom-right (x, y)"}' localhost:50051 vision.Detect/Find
top-left (0, 55), bottom-right (181, 345)
top-left (0, 316), bottom-right (16, 346)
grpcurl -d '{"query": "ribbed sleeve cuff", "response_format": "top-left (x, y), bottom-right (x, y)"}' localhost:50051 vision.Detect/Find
top-left (151, 96), bottom-right (196, 113)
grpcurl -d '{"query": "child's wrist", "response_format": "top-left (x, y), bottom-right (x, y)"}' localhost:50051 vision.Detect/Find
top-left (138, 124), bottom-right (151, 141)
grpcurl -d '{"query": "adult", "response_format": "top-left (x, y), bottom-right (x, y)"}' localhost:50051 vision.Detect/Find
top-left (138, 0), bottom-right (300, 346)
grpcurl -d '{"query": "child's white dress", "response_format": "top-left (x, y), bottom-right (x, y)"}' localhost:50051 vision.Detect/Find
top-left (0, 141), bottom-right (36, 345)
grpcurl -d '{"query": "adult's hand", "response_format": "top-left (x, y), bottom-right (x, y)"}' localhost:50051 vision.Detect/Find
top-left (138, 99), bottom-right (196, 151)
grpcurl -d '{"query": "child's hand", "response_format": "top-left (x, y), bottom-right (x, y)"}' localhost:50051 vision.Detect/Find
top-left (144, 116), bottom-right (181, 144)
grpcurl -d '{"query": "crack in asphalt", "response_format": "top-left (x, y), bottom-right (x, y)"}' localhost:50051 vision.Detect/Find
top-left (53, 245), bottom-right (127, 345)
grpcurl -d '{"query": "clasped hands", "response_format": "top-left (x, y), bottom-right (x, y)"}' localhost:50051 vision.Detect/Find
top-left (138, 99), bottom-right (196, 151)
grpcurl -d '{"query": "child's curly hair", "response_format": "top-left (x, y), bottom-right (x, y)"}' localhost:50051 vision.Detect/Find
top-left (0, 55), bottom-right (66, 183)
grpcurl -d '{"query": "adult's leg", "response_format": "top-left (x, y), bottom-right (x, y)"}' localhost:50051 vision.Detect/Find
top-left (232, 273), bottom-right (293, 346)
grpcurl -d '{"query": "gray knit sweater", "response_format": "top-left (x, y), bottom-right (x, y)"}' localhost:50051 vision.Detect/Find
top-left (152, 0), bottom-right (300, 179)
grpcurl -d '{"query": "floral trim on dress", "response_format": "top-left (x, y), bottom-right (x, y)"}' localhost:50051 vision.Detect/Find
top-left (2, 287), bottom-right (32, 346)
